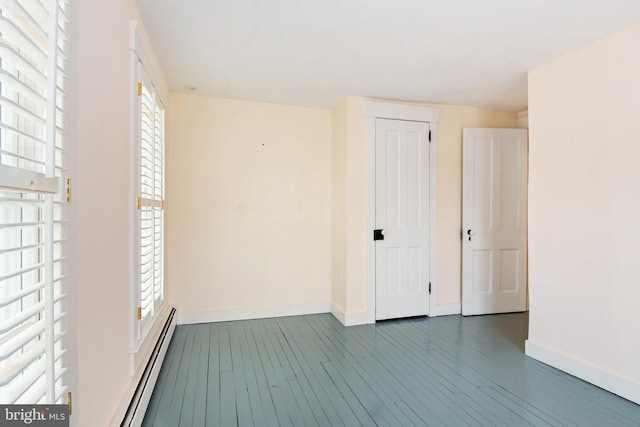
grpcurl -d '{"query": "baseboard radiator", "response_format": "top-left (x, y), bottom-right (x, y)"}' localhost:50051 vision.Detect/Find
top-left (121, 307), bottom-right (177, 427)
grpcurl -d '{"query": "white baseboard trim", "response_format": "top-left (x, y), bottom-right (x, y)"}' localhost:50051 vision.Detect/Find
top-left (112, 307), bottom-right (177, 427)
top-left (330, 303), bottom-right (373, 326)
top-left (525, 340), bottom-right (640, 405)
top-left (330, 302), bottom-right (346, 325)
top-left (432, 303), bottom-right (461, 317)
top-left (177, 302), bottom-right (331, 325)
top-left (344, 311), bottom-right (372, 326)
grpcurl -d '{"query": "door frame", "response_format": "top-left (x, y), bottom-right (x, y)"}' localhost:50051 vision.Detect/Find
top-left (364, 101), bottom-right (440, 323)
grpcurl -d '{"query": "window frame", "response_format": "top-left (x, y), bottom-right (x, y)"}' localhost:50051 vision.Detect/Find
top-left (135, 61), bottom-right (165, 339)
top-left (128, 21), bottom-right (168, 373)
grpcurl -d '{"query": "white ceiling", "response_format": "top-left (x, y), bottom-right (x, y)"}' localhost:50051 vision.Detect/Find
top-left (136, 0), bottom-right (640, 111)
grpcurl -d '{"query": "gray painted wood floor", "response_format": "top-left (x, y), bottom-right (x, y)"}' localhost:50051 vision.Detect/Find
top-left (142, 313), bottom-right (640, 426)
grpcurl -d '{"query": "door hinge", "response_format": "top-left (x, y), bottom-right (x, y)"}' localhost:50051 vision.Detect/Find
top-left (67, 391), bottom-right (72, 416)
top-left (428, 129), bottom-right (432, 142)
top-left (137, 82), bottom-right (142, 96)
top-left (65, 179), bottom-right (72, 203)
top-left (429, 282), bottom-right (432, 294)
top-left (137, 307), bottom-right (142, 320)
top-left (136, 196), bottom-right (142, 210)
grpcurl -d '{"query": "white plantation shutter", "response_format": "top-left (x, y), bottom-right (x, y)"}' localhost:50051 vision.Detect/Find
top-left (152, 100), bottom-right (164, 306)
top-left (136, 62), bottom-right (164, 339)
top-left (0, 0), bottom-right (71, 405)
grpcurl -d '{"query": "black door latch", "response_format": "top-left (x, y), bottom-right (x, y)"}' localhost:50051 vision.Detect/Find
top-left (373, 229), bottom-right (385, 241)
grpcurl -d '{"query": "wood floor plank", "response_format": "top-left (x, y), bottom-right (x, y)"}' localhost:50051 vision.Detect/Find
top-left (191, 325), bottom-right (211, 427)
top-left (381, 316), bottom-right (569, 425)
top-left (273, 321), bottom-right (350, 427)
top-left (309, 316), bottom-right (475, 427)
top-left (243, 321), bottom-right (281, 427)
top-left (306, 317), bottom-right (433, 425)
top-left (218, 323), bottom-right (233, 373)
top-left (228, 322), bottom-right (254, 427)
top-left (481, 385), bottom-right (562, 427)
top-left (145, 326), bottom-right (189, 427)
top-left (163, 326), bottom-right (197, 427)
top-left (205, 324), bottom-right (221, 427)
top-left (402, 317), bottom-right (579, 426)
top-left (219, 371), bottom-right (237, 426)
top-left (260, 318), bottom-right (311, 426)
top-left (395, 400), bottom-right (431, 427)
top-left (272, 318), bottom-right (332, 426)
top-left (330, 352), bottom-right (418, 426)
top-left (365, 322), bottom-right (508, 426)
top-left (143, 313), bottom-right (640, 427)
top-left (236, 321), bottom-right (272, 427)
top-left (142, 326), bottom-right (186, 426)
top-left (249, 320), bottom-right (294, 427)
top-left (218, 324), bottom-right (237, 426)
top-left (179, 324), bottom-right (209, 427)
top-left (339, 325), bottom-right (480, 426)
top-left (428, 322), bottom-right (606, 426)
top-left (271, 327), bottom-right (317, 421)
top-left (320, 359), bottom-right (380, 426)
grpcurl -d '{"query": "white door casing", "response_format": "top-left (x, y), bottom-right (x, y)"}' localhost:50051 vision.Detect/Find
top-left (374, 119), bottom-right (431, 320)
top-left (364, 102), bottom-right (439, 325)
top-left (462, 128), bottom-right (528, 316)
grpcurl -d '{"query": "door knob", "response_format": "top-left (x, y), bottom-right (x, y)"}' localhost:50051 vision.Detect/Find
top-left (373, 229), bottom-right (385, 241)
top-left (381, 230), bottom-right (386, 236)
top-left (467, 229), bottom-right (475, 241)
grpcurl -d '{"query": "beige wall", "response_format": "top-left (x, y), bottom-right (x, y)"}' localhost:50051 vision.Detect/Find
top-left (75, 0), bottom-right (162, 425)
top-left (344, 98), bottom-right (369, 313)
top-left (166, 95), bottom-right (332, 315)
top-left (331, 100), bottom-right (348, 312)
top-left (528, 22), bottom-right (640, 392)
top-left (331, 97), bottom-right (517, 319)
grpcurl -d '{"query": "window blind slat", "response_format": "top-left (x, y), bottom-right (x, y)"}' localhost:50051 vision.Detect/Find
top-left (3, 0), bottom-right (48, 37)
top-left (13, 365), bottom-right (46, 404)
top-left (0, 281), bottom-right (44, 307)
top-left (0, 242), bottom-right (43, 255)
top-left (0, 16), bottom-right (47, 64)
top-left (2, 357), bottom-right (46, 404)
top-left (53, 384), bottom-right (67, 405)
top-left (0, 41), bottom-right (47, 88)
top-left (0, 221), bottom-right (44, 229)
top-left (0, 262), bottom-right (45, 282)
top-left (0, 96), bottom-right (48, 126)
top-left (0, 300), bottom-right (45, 334)
top-left (0, 340), bottom-right (45, 386)
top-left (0, 319), bottom-right (46, 360)
top-left (0, 123), bottom-right (48, 146)
top-left (0, 70), bottom-right (46, 103)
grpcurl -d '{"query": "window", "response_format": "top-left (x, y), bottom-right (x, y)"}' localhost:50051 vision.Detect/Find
top-left (0, 0), bottom-right (71, 404)
top-left (134, 59), bottom-right (165, 341)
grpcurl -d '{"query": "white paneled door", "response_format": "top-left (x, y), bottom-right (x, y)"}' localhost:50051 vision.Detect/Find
top-left (462, 128), bottom-right (528, 316)
top-left (375, 119), bottom-right (431, 320)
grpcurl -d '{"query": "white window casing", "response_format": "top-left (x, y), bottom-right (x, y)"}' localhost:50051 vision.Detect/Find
top-left (128, 21), bottom-right (167, 372)
top-left (135, 61), bottom-right (165, 340)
